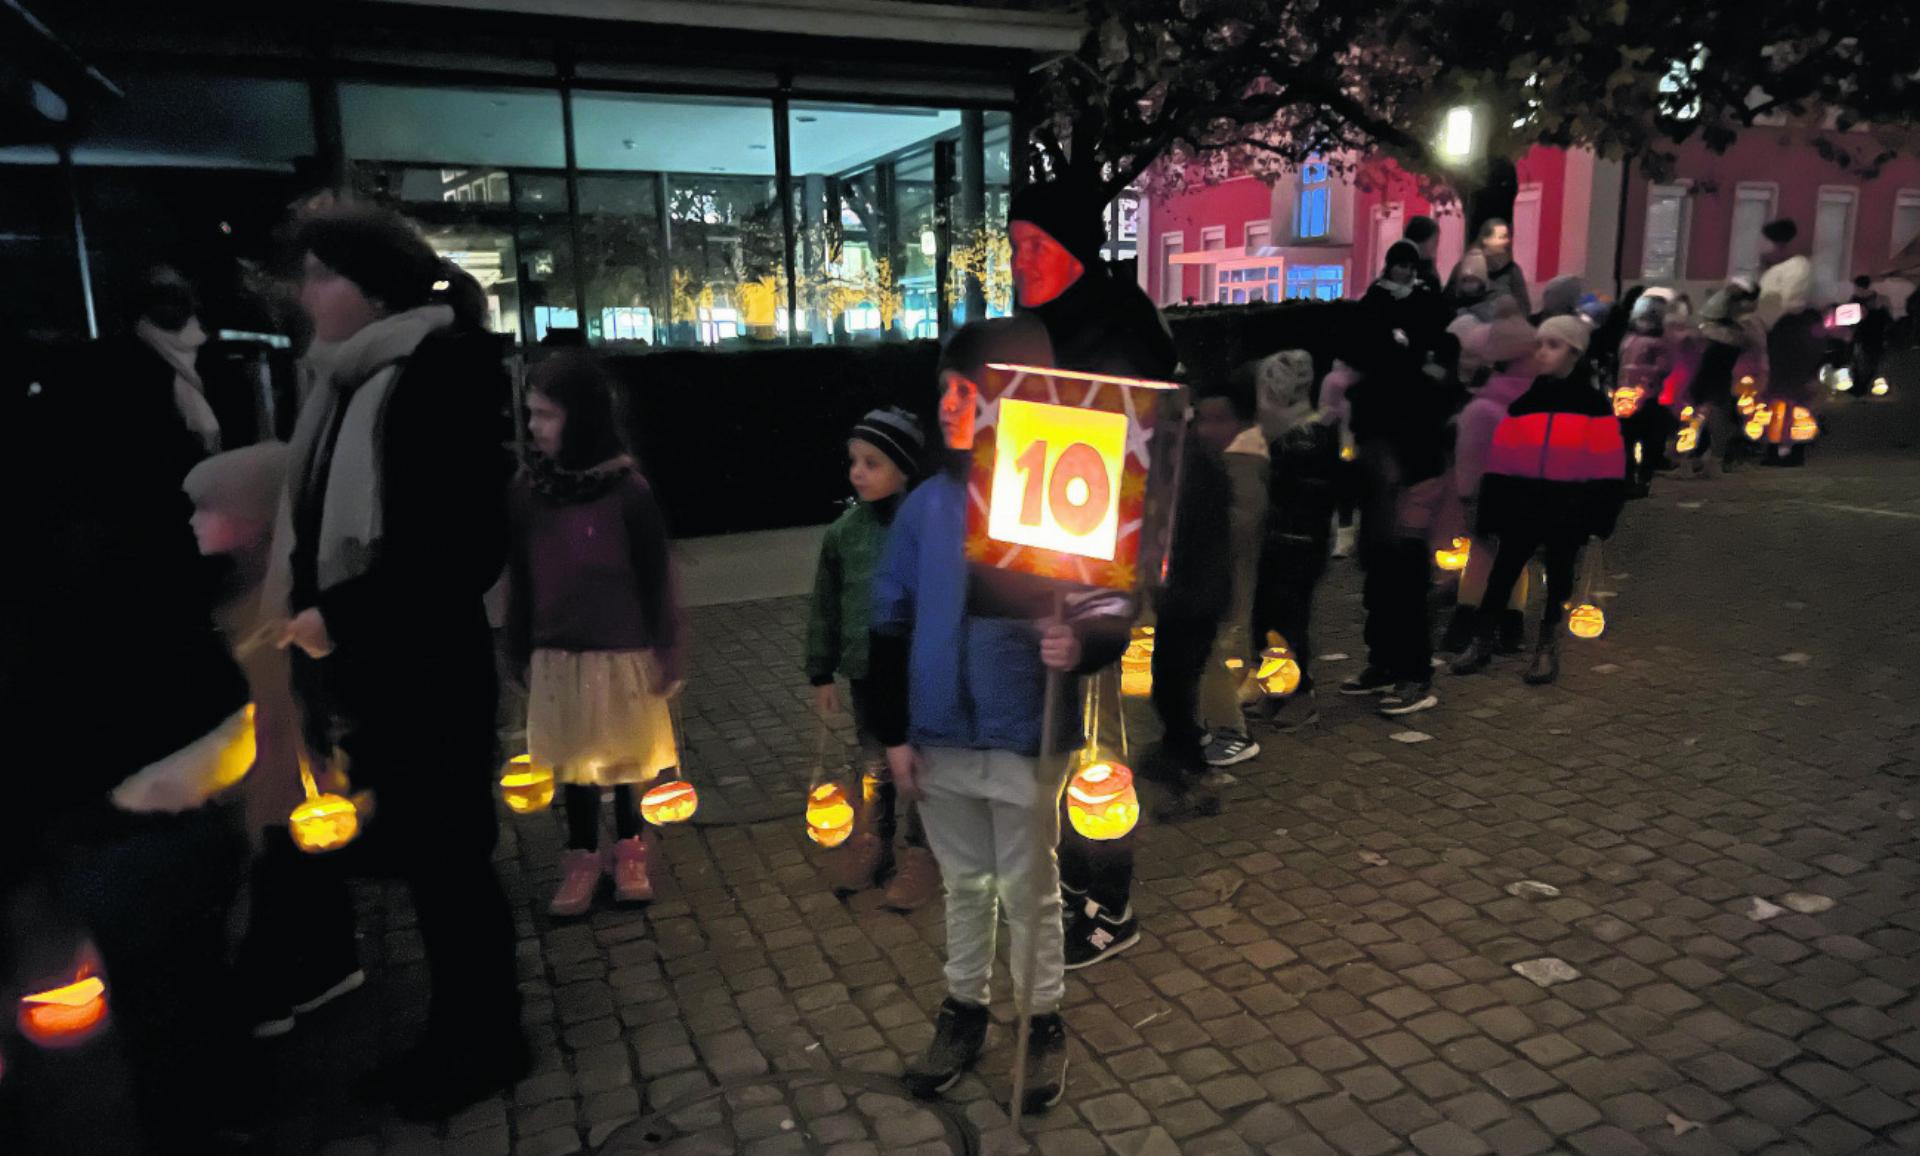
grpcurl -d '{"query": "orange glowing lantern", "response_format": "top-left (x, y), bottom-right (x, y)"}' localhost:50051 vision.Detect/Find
top-left (1611, 386), bottom-right (1646, 419)
top-left (1253, 642), bottom-right (1303, 698)
top-left (1065, 761), bottom-right (1139, 840)
top-left (1567, 604), bottom-right (1607, 639)
top-left (1339, 443), bottom-right (1357, 462)
top-left (1434, 537), bottom-right (1470, 573)
top-left (18, 950), bottom-right (109, 1049)
top-left (290, 760), bottom-right (360, 854)
top-left (1789, 406), bottom-right (1819, 443)
top-left (1674, 409), bottom-right (1702, 455)
top-left (1120, 625), bottom-right (1154, 698)
top-left (640, 779), bottom-right (699, 825)
top-left (499, 754), bottom-right (555, 814)
top-left (1744, 411), bottom-right (1769, 441)
top-left (804, 781), bottom-right (857, 848)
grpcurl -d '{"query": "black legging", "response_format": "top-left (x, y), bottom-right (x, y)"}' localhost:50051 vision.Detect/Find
top-left (1477, 527), bottom-right (1584, 633)
top-left (565, 784), bottom-right (641, 849)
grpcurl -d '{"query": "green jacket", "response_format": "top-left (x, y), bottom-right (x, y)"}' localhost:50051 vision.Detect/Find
top-left (805, 496), bottom-right (898, 684)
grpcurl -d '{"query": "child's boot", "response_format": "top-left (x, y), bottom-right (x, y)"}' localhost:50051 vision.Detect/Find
top-left (549, 848), bottom-right (602, 917)
top-left (612, 836), bottom-right (653, 903)
top-left (825, 831), bottom-right (885, 894)
top-left (883, 845), bottom-right (942, 911)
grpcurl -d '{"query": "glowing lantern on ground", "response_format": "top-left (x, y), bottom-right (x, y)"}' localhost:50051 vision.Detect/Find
top-left (1611, 387), bottom-right (1646, 419)
top-left (499, 754), bottom-right (555, 814)
top-left (804, 782), bottom-right (857, 848)
top-left (1674, 411), bottom-right (1702, 455)
top-left (640, 779), bottom-right (699, 825)
top-left (1829, 366), bottom-right (1854, 392)
top-left (18, 951), bottom-right (109, 1049)
top-left (1066, 761), bottom-right (1139, 840)
top-left (1744, 412), bottom-right (1769, 441)
top-left (1339, 443), bottom-right (1357, 462)
top-left (1254, 642), bottom-right (1302, 698)
top-left (1434, 537), bottom-right (1470, 572)
top-left (290, 762), bottom-right (360, 854)
top-left (1120, 626), bottom-right (1154, 698)
top-left (1567, 604), bottom-right (1607, 639)
top-left (1871, 377), bottom-right (1890, 397)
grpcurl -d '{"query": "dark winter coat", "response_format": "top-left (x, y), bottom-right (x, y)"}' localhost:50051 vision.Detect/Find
top-left (1153, 433), bottom-right (1234, 626)
top-left (1477, 369), bottom-right (1626, 542)
top-left (805, 494), bottom-right (900, 684)
top-left (1022, 264), bottom-right (1178, 380)
top-left (288, 325), bottom-right (513, 825)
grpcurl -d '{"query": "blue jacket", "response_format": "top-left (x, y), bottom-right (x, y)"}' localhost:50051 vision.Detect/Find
top-left (871, 469), bottom-right (1129, 757)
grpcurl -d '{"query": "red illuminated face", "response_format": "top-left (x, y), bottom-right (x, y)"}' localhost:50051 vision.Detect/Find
top-left (938, 370), bottom-right (979, 450)
top-left (1012, 221), bottom-right (1085, 308)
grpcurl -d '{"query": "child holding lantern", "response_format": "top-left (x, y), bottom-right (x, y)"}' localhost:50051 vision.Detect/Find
top-left (869, 317), bottom-right (1132, 1114)
top-left (804, 405), bottom-right (942, 910)
top-left (508, 352), bottom-right (686, 917)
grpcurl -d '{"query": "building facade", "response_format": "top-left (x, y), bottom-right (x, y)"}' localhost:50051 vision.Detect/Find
top-left (1, 0), bottom-right (1079, 346)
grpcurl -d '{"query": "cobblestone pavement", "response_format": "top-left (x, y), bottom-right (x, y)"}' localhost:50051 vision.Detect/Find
top-left (276, 383), bottom-right (1920, 1156)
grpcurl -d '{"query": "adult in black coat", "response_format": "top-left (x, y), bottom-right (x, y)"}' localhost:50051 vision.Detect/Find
top-left (274, 205), bottom-right (524, 1118)
top-left (1009, 176), bottom-right (1179, 970)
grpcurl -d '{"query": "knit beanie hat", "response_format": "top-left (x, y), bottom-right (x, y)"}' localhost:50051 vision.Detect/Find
top-left (1537, 314), bottom-right (1591, 355)
top-left (850, 406), bottom-right (926, 478)
top-left (1472, 314), bottom-right (1539, 365)
top-left (1539, 275), bottom-right (1586, 318)
top-left (1009, 177), bottom-right (1107, 267)
top-left (1383, 240), bottom-right (1422, 275)
top-left (183, 441), bottom-right (292, 525)
top-left (1456, 251), bottom-right (1489, 284)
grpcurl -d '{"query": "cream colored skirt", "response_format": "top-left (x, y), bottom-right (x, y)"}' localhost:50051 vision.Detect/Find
top-left (528, 649), bottom-right (680, 786)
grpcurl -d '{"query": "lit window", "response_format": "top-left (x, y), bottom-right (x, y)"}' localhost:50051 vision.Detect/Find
top-left (1298, 162), bottom-right (1331, 241)
top-left (1286, 264), bottom-right (1344, 300)
top-left (1727, 183), bottom-right (1776, 281)
top-left (1642, 183), bottom-right (1691, 281)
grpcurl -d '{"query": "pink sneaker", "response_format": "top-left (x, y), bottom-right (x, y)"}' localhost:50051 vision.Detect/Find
top-left (548, 848), bottom-right (602, 917)
top-left (612, 836), bottom-right (653, 904)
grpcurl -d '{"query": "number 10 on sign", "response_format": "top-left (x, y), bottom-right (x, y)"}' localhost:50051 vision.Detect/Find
top-left (986, 398), bottom-right (1129, 562)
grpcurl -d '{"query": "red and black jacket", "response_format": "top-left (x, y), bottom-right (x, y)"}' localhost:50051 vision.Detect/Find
top-left (1478, 370), bottom-right (1626, 541)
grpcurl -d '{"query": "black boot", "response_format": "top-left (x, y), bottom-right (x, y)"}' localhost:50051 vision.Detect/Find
top-left (1448, 617), bottom-right (1497, 675)
top-left (1017, 1012), bottom-right (1069, 1115)
top-left (903, 997), bottom-right (989, 1098)
top-left (1523, 631), bottom-right (1562, 685)
top-left (1496, 609), bottom-right (1527, 654)
top-left (1439, 604), bottom-right (1477, 654)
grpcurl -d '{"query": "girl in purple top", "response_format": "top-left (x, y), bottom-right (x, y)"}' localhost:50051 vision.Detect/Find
top-left (509, 354), bottom-right (686, 916)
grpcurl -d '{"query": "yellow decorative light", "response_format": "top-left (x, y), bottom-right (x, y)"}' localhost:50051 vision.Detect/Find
top-left (1567, 604), bottom-right (1607, 639)
top-left (640, 780), bottom-right (699, 825)
top-left (1120, 625), bottom-right (1154, 698)
top-left (290, 760), bottom-right (361, 854)
top-left (1066, 761), bottom-right (1139, 841)
top-left (805, 782), bottom-right (857, 848)
top-left (1254, 645), bottom-right (1302, 698)
top-left (1744, 413), bottom-right (1769, 441)
top-left (1434, 537), bottom-right (1470, 573)
top-left (1611, 386), bottom-right (1646, 419)
top-left (1789, 407), bottom-right (1819, 443)
top-left (1339, 443), bottom-right (1357, 462)
top-left (1871, 377), bottom-right (1890, 396)
top-left (1674, 418), bottom-right (1701, 455)
top-left (499, 754), bottom-right (556, 814)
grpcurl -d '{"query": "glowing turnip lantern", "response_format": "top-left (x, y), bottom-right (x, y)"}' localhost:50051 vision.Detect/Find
top-left (1611, 386), bottom-right (1646, 419)
top-left (1789, 406), bottom-right (1819, 443)
top-left (18, 946), bottom-right (109, 1049)
top-left (1567, 603), bottom-right (1607, 640)
top-left (499, 754), bottom-right (556, 814)
top-left (1254, 644), bottom-right (1303, 698)
top-left (640, 779), bottom-right (699, 825)
top-left (1065, 761), bottom-right (1139, 841)
top-left (290, 761), bottom-right (360, 854)
top-left (1434, 537), bottom-right (1470, 573)
top-left (1120, 625), bottom-right (1154, 698)
top-left (1871, 377), bottom-right (1890, 397)
top-left (804, 781), bottom-right (857, 848)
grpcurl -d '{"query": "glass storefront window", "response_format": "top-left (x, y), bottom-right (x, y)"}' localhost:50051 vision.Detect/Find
top-left (572, 93), bottom-right (780, 348)
top-left (788, 102), bottom-right (964, 344)
top-left (341, 83), bottom-right (566, 169)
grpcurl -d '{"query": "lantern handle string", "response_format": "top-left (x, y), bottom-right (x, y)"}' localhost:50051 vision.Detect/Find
top-left (1579, 538), bottom-right (1604, 603)
top-left (1011, 587), bottom-right (1067, 1133)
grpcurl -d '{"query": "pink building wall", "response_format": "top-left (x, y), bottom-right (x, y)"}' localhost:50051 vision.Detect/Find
top-left (1144, 176), bottom-right (1276, 304)
top-left (1620, 132), bottom-right (1920, 294)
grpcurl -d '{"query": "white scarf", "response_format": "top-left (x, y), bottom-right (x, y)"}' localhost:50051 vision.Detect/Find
top-left (137, 317), bottom-right (221, 452)
top-left (263, 306), bottom-right (453, 617)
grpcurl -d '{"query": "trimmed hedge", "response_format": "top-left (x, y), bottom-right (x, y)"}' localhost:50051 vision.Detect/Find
top-left (605, 300), bottom-right (1359, 538)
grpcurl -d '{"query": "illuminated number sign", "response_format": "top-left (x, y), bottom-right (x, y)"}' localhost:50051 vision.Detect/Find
top-left (965, 365), bottom-right (1186, 592)
top-left (986, 399), bottom-right (1128, 561)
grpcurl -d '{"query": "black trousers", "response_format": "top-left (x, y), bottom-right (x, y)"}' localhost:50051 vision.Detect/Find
top-left (1361, 538), bottom-right (1433, 683)
top-left (1150, 611), bottom-right (1219, 774)
top-left (1253, 541), bottom-right (1327, 690)
top-left (1621, 406), bottom-right (1674, 486)
top-left (848, 678), bottom-right (926, 849)
top-left (565, 784), bottom-right (641, 849)
top-left (1478, 527), bottom-right (1583, 634)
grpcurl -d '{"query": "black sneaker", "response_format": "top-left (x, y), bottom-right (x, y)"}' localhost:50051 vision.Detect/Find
top-left (1201, 731), bottom-right (1260, 767)
top-left (1378, 682), bottom-right (1438, 716)
top-left (243, 981), bottom-right (296, 1041)
top-left (1339, 666), bottom-right (1396, 696)
top-left (902, 997), bottom-right (989, 1098)
top-left (1016, 1012), bottom-right (1069, 1115)
top-left (1063, 903), bottom-right (1139, 970)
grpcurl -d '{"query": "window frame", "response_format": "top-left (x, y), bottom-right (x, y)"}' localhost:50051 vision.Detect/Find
top-left (1889, 188), bottom-right (1920, 259)
top-left (1297, 163), bottom-right (1332, 241)
top-left (1640, 181), bottom-right (1693, 282)
top-left (1158, 232), bottom-right (1185, 307)
top-left (1812, 184), bottom-right (1859, 292)
top-left (1726, 181), bottom-right (1777, 282)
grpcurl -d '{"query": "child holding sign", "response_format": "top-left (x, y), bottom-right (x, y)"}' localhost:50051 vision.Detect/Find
top-left (870, 318), bottom-right (1132, 1115)
top-left (805, 406), bottom-right (940, 909)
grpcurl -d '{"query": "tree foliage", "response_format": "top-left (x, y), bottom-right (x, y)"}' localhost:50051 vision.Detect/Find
top-left (1024, 0), bottom-right (1920, 198)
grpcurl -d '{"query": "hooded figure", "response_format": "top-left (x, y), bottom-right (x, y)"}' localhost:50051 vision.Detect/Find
top-left (1010, 177), bottom-right (1178, 380)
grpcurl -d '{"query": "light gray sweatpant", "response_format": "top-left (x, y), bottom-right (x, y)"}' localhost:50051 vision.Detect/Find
top-left (916, 746), bottom-right (1068, 1015)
